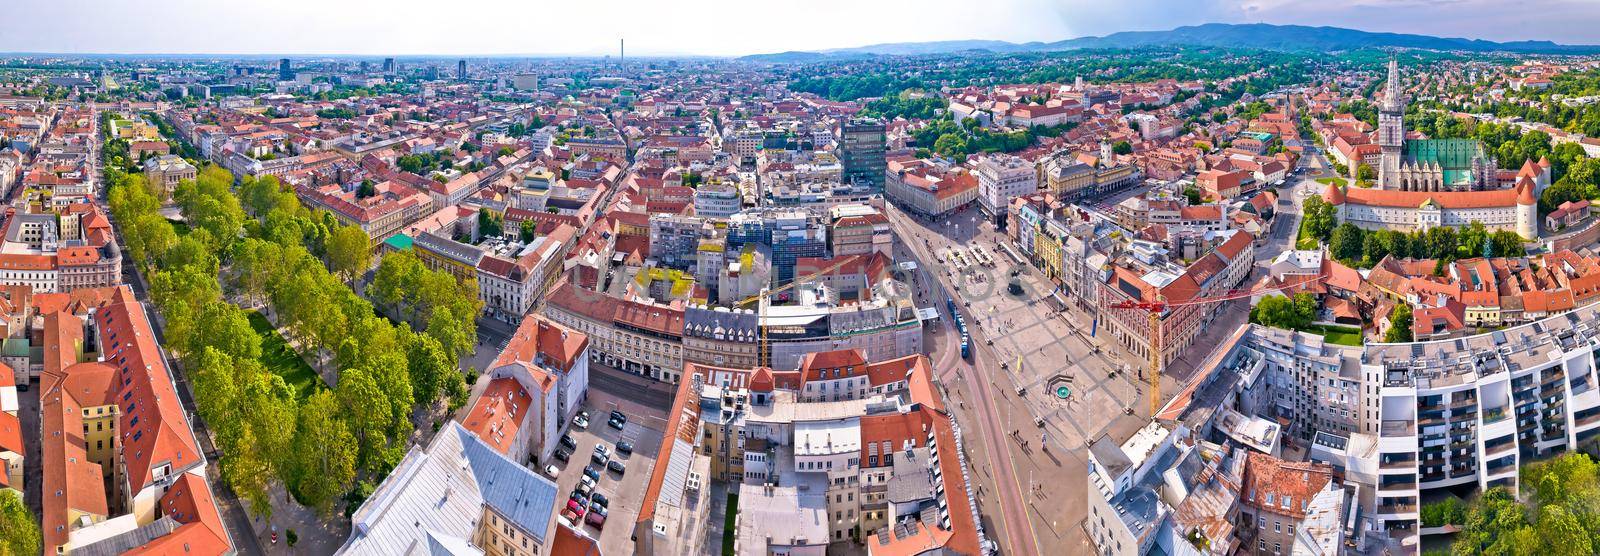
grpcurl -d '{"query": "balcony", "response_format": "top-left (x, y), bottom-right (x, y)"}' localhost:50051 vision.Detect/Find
top-left (1450, 397), bottom-right (1479, 410)
top-left (1382, 420), bottom-right (1416, 436)
top-left (1381, 479), bottom-right (1418, 491)
top-left (1418, 400), bottom-right (1446, 412)
top-left (1378, 503), bottom-right (1418, 515)
top-left (1419, 414), bottom-right (1446, 427)
top-left (1482, 407), bottom-right (1509, 424)
top-left (1419, 472), bottom-right (1446, 483)
top-left (1577, 412), bottom-right (1600, 427)
top-left (1380, 458), bottom-right (1417, 470)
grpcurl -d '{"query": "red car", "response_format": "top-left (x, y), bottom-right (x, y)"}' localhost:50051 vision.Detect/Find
top-left (565, 498), bottom-right (587, 519)
top-left (585, 509), bottom-right (607, 529)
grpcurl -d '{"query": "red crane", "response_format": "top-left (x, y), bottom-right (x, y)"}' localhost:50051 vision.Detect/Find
top-left (1106, 274), bottom-right (1327, 415)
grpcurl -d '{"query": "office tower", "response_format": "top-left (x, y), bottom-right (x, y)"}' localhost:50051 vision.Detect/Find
top-left (278, 58), bottom-right (292, 80)
top-left (383, 57), bottom-right (395, 73)
top-left (840, 118), bottom-right (887, 193)
top-left (458, 59), bottom-right (467, 80)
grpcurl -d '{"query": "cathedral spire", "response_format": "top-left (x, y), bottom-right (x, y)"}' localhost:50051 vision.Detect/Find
top-left (1382, 52), bottom-right (1403, 114)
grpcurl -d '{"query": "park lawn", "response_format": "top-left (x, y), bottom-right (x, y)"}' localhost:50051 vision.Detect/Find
top-left (1295, 212), bottom-right (1321, 250)
top-left (1308, 324), bottom-right (1364, 346)
top-left (246, 309), bottom-right (325, 399)
top-left (722, 493), bottom-right (739, 556)
top-left (1314, 177), bottom-right (1348, 187)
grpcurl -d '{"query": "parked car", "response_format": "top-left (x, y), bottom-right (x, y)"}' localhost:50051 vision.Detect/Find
top-left (544, 464), bottom-right (560, 477)
top-left (607, 416), bottom-right (625, 430)
top-left (573, 414), bottom-right (589, 429)
top-left (566, 498), bottom-right (586, 517)
top-left (615, 440), bottom-right (634, 457)
top-left (559, 434), bottom-right (577, 450)
top-left (570, 489), bottom-right (587, 504)
top-left (591, 451), bottom-right (608, 466)
top-left (559, 507), bottom-right (582, 526)
top-left (553, 449), bottom-right (571, 462)
top-left (585, 509), bottom-right (606, 529)
top-left (588, 501), bottom-right (608, 517)
top-left (607, 460), bottom-right (626, 475)
top-left (590, 492), bottom-right (609, 508)
top-left (575, 480), bottom-right (593, 498)
top-left (593, 444), bottom-right (610, 458)
top-left (610, 410), bottom-right (627, 424)
top-left (583, 465), bottom-right (601, 483)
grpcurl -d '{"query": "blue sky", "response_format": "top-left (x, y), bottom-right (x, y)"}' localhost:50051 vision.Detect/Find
top-left (3, 0), bottom-right (1598, 56)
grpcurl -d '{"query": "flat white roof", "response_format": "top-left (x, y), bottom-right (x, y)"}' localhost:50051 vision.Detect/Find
top-left (794, 418), bottom-right (861, 456)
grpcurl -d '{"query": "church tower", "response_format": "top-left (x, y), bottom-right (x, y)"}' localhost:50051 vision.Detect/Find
top-left (1377, 54), bottom-right (1406, 190)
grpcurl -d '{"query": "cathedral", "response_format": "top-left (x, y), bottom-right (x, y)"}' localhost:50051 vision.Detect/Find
top-left (1373, 56), bottom-right (1499, 191)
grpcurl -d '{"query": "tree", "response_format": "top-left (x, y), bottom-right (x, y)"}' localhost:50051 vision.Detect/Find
top-left (356, 179), bottom-right (377, 199)
top-left (1460, 221), bottom-right (1489, 258)
top-left (405, 334), bottom-right (453, 407)
top-left (497, 146), bottom-right (515, 158)
top-left (520, 219), bottom-right (537, 243)
top-left (1385, 303), bottom-right (1414, 343)
top-left (0, 490), bottom-right (40, 556)
top-left (1534, 506), bottom-right (1590, 556)
top-left (1423, 226), bottom-right (1459, 261)
top-left (1301, 196), bottom-right (1338, 241)
top-left (1112, 141), bottom-right (1133, 155)
top-left (427, 306), bottom-right (475, 366)
top-left (478, 210), bottom-right (503, 238)
top-left (1356, 162), bottom-right (1375, 182)
top-left (1182, 187), bottom-right (1203, 206)
top-left (289, 391), bottom-right (357, 518)
top-left (187, 302), bottom-right (262, 363)
top-left (1491, 231), bottom-right (1526, 259)
top-left (1329, 223), bottom-right (1365, 263)
top-left (335, 367), bottom-right (394, 476)
top-left (1250, 294), bottom-right (1311, 330)
top-left (325, 225), bottom-right (372, 283)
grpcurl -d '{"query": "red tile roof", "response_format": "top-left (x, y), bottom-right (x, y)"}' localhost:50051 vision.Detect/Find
top-left (461, 378), bottom-right (533, 456)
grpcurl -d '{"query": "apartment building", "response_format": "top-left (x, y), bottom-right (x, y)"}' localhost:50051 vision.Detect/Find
top-left (828, 204), bottom-right (891, 258)
top-left (477, 225), bottom-right (575, 323)
top-left (976, 153), bottom-right (1039, 223)
top-left (412, 231), bottom-right (486, 284)
top-left (337, 422), bottom-right (559, 556)
top-left (463, 316), bottom-right (589, 465)
top-left (634, 350), bottom-right (984, 556)
top-left (1086, 326), bottom-right (1357, 556)
top-left (40, 287), bottom-right (232, 555)
top-left (1360, 304), bottom-right (1600, 542)
top-left (1099, 231), bottom-right (1256, 367)
top-left (884, 157), bottom-right (977, 217)
top-left (0, 205), bottom-right (121, 293)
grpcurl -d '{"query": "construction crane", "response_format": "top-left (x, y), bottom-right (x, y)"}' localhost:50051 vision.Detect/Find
top-left (1106, 275), bottom-right (1327, 416)
top-left (736, 257), bottom-right (859, 367)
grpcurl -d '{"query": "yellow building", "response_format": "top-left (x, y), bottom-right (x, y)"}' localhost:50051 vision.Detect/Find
top-left (413, 231), bottom-right (486, 284)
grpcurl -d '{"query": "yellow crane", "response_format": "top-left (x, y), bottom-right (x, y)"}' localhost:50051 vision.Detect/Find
top-left (736, 257), bottom-right (859, 367)
top-left (1107, 277), bottom-right (1327, 417)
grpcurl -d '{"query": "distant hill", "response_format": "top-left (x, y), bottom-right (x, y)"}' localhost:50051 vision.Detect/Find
top-left (739, 23), bottom-right (1600, 62)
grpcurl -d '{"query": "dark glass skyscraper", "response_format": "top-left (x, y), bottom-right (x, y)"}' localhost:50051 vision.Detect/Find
top-left (840, 118), bottom-right (887, 193)
top-left (278, 58), bottom-right (292, 80)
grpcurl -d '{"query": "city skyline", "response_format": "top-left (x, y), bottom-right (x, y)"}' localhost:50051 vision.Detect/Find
top-left (8, 0), bottom-right (1600, 57)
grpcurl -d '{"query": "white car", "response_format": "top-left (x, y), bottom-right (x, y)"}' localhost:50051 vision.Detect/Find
top-left (545, 464), bottom-right (560, 477)
top-left (573, 414), bottom-right (589, 429)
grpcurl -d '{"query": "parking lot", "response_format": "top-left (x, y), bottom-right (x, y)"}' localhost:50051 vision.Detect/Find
top-left (542, 373), bottom-right (669, 555)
